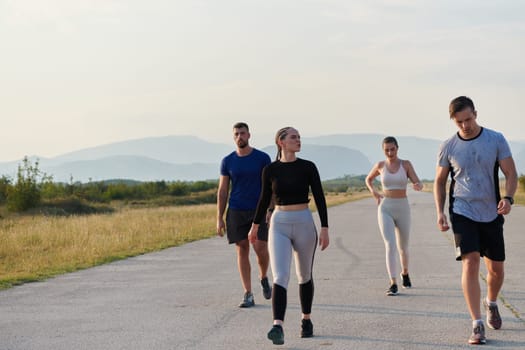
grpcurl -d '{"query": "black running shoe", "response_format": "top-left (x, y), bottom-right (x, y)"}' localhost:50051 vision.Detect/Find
top-left (261, 277), bottom-right (272, 300)
top-left (401, 273), bottom-right (412, 288)
top-left (301, 319), bottom-right (314, 338)
top-left (267, 324), bottom-right (284, 345)
top-left (386, 284), bottom-right (399, 296)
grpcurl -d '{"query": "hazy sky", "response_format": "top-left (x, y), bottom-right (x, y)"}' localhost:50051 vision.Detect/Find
top-left (1, 0), bottom-right (524, 162)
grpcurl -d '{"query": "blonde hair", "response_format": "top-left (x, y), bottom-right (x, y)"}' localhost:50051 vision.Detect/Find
top-left (274, 127), bottom-right (294, 160)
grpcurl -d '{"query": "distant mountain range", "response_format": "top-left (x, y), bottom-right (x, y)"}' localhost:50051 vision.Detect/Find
top-left (1, 134), bottom-right (524, 182)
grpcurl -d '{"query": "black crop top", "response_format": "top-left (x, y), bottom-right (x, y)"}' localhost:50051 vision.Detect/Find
top-left (253, 158), bottom-right (328, 227)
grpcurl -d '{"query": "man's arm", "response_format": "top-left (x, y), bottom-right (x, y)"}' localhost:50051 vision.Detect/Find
top-left (216, 175), bottom-right (230, 236)
top-left (498, 157), bottom-right (518, 215)
top-left (433, 165), bottom-right (450, 231)
top-left (500, 157), bottom-right (518, 198)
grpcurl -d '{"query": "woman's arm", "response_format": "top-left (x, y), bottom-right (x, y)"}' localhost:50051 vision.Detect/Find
top-left (404, 160), bottom-right (423, 191)
top-left (365, 162), bottom-right (383, 204)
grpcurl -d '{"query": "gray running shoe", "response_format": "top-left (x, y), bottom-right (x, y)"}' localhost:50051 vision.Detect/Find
top-left (261, 277), bottom-right (272, 300)
top-left (468, 322), bottom-right (486, 345)
top-left (267, 324), bottom-right (284, 345)
top-left (239, 291), bottom-right (254, 308)
top-left (483, 299), bottom-right (502, 330)
top-left (386, 284), bottom-right (398, 296)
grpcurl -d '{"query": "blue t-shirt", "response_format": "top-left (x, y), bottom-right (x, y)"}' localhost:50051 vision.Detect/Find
top-left (437, 127), bottom-right (512, 222)
top-left (220, 148), bottom-right (271, 210)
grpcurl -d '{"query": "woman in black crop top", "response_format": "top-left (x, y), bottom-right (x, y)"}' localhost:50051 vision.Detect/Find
top-left (248, 127), bottom-right (329, 345)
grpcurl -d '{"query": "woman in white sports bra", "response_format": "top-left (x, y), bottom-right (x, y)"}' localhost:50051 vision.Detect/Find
top-left (366, 136), bottom-right (423, 296)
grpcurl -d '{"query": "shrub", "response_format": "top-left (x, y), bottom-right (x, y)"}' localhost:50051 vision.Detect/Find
top-left (0, 175), bottom-right (11, 204)
top-left (168, 181), bottom-right (190, 196)
top-left (36, 197), bottom-right (114, 216)
top-left (6, 157), bottom-right (51, 212)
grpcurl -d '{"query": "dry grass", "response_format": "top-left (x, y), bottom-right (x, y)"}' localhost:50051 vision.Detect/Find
top-left (515, 192), bottom-right (525, 205)
top-left (3, 179), bottom-right (520, 291)
top-left (0, 205), bottom-right (216, 289)
top-left (318, 190), bottom-right (370, 209)
top-left (0, 192), bottom-right (368, 290)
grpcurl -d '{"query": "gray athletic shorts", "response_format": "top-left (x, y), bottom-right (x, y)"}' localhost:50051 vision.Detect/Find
top-left (226, 209), bottom-right (269, 244)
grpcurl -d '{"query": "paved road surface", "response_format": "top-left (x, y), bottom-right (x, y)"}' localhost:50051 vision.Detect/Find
top-left (1, 191), bottom-right (524, 349)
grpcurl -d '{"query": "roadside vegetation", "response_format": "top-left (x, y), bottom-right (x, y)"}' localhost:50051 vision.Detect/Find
top-left (517, 175), bottom-right (525, 204)
top-left (1, 158), bottom-right (522, 290)
top-left (0, 158), bottom-right (369, 290)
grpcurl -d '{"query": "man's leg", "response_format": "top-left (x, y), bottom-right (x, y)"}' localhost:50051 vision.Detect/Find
top-left (253, 240), bottom-right (270, 279)
top-left (453, 214), bottom-right (488, 344)
top-left (254, 240), bottom-right (272, 300)
top-left (236, 239), bottom-right (251, 293)
top-left (485, 258), bottom-right (504, 301)
top-left (484, 257), bottom-right (504, 329)
top-left (461, 252), bottom-right (481, 320)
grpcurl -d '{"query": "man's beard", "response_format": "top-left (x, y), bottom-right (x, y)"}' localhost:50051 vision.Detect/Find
top-left (237, 140), bottom-right (248, 148)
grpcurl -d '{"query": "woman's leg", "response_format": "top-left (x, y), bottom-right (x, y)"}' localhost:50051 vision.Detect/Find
top-left (267, 212), bottom-right (294, 345)
top-left (378, 200), bottom-right (398, 282)
top-left (268, 213), bottom-right (293, 324)
top-left (394, 200), bottom-right (411, 275)
top-left (292, 210), bottom-right (318, 318)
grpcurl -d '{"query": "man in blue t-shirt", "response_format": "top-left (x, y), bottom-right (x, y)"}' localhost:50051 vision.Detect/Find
top-left (217, 122), bottom-right (272, 308)
top-left (434, 96), bottom-right (518, 345)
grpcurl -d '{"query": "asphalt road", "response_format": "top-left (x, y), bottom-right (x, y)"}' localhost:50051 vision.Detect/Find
top-left (1, 190), bottom-right (524, 349)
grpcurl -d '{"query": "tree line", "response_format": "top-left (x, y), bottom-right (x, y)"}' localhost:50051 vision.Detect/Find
top-left (2, 157), bottom-right (522, 215)
top-left (0, 157), bottom-right (217, 213)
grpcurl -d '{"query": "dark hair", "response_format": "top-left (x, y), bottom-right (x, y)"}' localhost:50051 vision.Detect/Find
top-left (449, 96), bottom-right (475, 118)
top-left (233, 122), bottom-right (249, 131)
top-left (382, 136), bottom-right (398, 148)
top-left (274, 126), bottom-right (294, 160)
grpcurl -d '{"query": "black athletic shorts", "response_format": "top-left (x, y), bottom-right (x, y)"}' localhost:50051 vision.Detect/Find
top-left (226, 209), bottom-right (269, 244)
top-left (451, 212), bottom-right (505, 262)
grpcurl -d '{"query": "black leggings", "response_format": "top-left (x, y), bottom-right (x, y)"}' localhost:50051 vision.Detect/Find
top-left (272, 280), bottom-right (314, 321)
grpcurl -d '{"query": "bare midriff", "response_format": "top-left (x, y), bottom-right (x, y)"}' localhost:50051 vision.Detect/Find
top-left (383, 189), bottom-right (407, 198)
top-left (275, 203), bottom-right (309, 211)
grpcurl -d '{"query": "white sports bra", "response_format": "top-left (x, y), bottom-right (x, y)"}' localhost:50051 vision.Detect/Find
top-left (380, 161), bottom-right (408, 190)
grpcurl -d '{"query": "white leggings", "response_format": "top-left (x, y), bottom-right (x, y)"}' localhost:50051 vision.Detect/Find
top-left (269, 208), bottom-right (318, 288)
top-left (377, 197), bottom-right (411, 279)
